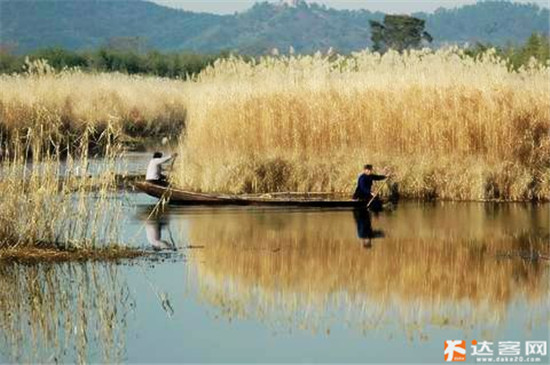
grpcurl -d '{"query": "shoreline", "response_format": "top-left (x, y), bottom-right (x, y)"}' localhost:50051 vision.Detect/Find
top-left (0, 246), bottom-right (147, 264)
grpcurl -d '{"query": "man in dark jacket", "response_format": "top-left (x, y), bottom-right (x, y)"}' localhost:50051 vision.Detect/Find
top-left (353, 164), bottom-right (387, 201)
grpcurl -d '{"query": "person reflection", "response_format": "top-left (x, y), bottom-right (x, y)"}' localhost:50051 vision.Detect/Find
top-left (353, 208), bottom-right (384, 249)
top-left (145, 217), bottom-right (175, 251)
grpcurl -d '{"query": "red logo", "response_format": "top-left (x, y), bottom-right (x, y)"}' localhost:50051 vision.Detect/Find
top-left (444, 340), bottom-right (466, 362)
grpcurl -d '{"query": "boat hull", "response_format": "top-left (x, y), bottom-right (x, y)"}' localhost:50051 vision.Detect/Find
top-left (134, 181), bottom-right (378, 208)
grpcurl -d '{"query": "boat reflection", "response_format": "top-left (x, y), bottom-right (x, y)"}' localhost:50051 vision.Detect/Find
top-left (184, 205), bottom-right (549, 338)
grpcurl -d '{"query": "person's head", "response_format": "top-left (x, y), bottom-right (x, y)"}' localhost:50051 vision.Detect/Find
top-left (363, 164), bottom-right (373, 175)
top-left (153, 152), bottom-right (163, 159)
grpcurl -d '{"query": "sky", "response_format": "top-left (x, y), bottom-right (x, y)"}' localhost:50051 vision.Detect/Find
top-left (151, 0), bottom-right (550, 14)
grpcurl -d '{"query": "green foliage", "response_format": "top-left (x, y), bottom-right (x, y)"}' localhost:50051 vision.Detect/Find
top-left (0, 46), bottom-right (21, 74)
top-left (520, 33), bottom-right (550, 63)
top-left (1, 33), bottom-right (548, 77)
top-left (369, 15), bottom-right (432, 52)
top-left (30, 47), bottom-right (88, 69)
top-left (465, 33), bottom-right (550, 70)
top-left (0, 47), bottom-right (224, 78)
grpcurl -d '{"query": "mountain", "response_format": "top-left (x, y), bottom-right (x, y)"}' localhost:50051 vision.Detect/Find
top-left (0, 0), bottom-right (223, 52)
top-left (0, 0), bottom-right (548, 54)
top-left (417, 1), bottom-right (550, 46)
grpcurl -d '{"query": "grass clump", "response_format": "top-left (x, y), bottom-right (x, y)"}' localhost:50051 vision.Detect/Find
top-left (173, 48), bottom-right (550, 201)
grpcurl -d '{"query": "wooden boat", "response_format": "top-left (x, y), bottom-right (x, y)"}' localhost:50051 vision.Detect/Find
top-left (134, 181), bottom-right (382, 208)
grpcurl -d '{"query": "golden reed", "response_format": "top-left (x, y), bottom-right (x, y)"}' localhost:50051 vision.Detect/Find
top-left (0, 125), bottom-right (130, 254)
top-left (174, 48), bottom-right (550, 201)
top-left (2, 52), bottom-right (548, 201)
top-left (0, 60), bottom-right (187, 147)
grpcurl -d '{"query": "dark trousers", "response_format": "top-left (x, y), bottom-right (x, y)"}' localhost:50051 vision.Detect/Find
top-left (146, 178), bottom-right (169, 187)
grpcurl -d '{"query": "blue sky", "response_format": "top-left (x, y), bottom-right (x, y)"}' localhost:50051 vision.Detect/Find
top-left (152, 0), bottom-right (549, 14)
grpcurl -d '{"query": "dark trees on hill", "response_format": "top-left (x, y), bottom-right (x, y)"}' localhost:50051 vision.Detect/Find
top-left (369, 15), bottom-right (433, 52)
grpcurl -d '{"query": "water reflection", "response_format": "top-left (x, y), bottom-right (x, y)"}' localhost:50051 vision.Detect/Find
top-left (145, 219), bottom-right (174, 251)
top-left (0, 203), bottom-right (547, 362)
top-left (352, 208), bottom-right (385, 249)
top-left (136, 206), bottom-right (176, 251)
top-left (184, 205), bottom-right (549, 338)
top-left (0, 262), bottom-right (132, 363)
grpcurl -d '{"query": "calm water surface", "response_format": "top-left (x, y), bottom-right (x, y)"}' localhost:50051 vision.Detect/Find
top-left (1, 195), bottom-right (548, 363)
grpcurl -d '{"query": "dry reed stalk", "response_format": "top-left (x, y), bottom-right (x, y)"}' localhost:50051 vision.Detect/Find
top-left (0, 124), bottom-right (131, 253)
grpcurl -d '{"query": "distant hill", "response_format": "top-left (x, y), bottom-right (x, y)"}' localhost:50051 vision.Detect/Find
top-left (1, 0), bottom-right (548, 54)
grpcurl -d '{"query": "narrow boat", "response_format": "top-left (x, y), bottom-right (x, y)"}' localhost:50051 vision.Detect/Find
top-left (134, 181), bottom-right (381, 208)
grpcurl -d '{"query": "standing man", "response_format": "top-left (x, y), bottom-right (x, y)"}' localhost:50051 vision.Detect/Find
top-left (146, 151), bottom-right (178, 186)
top-left (352, 164), bottom-right (387, 201)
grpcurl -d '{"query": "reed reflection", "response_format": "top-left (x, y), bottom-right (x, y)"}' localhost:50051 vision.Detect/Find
top-left (0, 262), bottom-right (132, 363)
top-left (185, 206), bottom-right (549, 337)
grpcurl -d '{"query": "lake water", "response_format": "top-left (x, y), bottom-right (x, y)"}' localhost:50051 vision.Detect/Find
top-left (1, 195), bottom-right (548, 363)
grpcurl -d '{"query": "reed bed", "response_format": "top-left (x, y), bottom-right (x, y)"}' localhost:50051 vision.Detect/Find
top-left (3, 51), bottom-right (548, 201)
top-left (0, 262), bottom-right (132, 363)
top-left (185, 208), bottom-right (549, 336)
top-left (0, 59), bottom-right (188, 149)
top-left (0, 125), bottom-right (136, 257)
top-left (174, 48), bottom-right (550, 201)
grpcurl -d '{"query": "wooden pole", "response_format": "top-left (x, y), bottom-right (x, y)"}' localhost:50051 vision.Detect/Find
top-left (168, 155), bottom-right (177, 173)
top-left (367, 169), bottom-right (392, 208)
top-left (366, 182), bottom-right (384, 208)
top-left (165, 154), bottom-right (178, 190)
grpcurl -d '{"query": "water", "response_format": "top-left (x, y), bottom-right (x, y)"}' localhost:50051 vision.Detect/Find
top-left (1, 196), bottom-right (548, 364)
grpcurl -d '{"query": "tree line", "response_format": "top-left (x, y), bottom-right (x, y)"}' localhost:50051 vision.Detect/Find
top-left (465, 33), bottom-right (550, 70)
top-left (1, 32), bottom-right (548, 77)
top-left (0, 42), bottom-right (227, 78)
top-left (370, 15), bottom-right (549, 70)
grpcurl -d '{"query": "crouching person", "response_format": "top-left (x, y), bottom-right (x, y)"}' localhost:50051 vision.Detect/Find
top-left (146, 152), bottom-right (178, 186)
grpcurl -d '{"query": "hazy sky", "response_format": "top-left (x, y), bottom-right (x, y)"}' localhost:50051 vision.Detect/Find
top-left (152, 0), bottom-right (549, 14)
